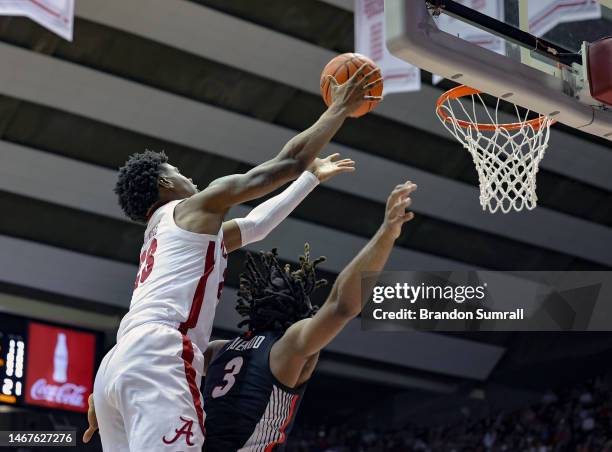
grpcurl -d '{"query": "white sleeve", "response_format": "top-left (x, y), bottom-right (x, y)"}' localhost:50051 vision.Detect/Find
top-left (235, 171), bottom-right (319, 246)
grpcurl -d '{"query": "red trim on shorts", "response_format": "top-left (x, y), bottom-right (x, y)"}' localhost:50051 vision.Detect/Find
top-left (264, 394), bottom-right (300, 452)
top-left (181, 334), bottom-right (205, 436)
top-left (179, 241), bottom-right (216, 334)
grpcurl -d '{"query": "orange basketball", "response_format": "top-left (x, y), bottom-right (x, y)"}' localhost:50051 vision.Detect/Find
top-left (320, 53), bottom-right (383, 118)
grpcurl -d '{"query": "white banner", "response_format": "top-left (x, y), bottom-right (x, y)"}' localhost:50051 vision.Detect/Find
top-left (355, 0), bottom-right (421, 94)
top-left (0, 0), bottom-right (74, 41)
top-left (529, 0), bottom-right (601, 37)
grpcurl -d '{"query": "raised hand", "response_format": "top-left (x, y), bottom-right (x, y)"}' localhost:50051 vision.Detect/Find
top-left (381, 181), bottom-right (417, 239)
top-left (83, 394), bottom-right (99, 444)
top-left (326, 64), bottom-right (383, 116)
top-left (308, 153), bottom-right (356, 182)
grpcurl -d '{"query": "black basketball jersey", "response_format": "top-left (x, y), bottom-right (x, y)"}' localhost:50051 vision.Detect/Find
top-left (202, 331), bottom-right (308, 452)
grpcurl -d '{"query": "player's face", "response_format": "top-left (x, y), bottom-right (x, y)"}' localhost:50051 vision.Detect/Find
top-left (160, 163), bottom-right (199, 197)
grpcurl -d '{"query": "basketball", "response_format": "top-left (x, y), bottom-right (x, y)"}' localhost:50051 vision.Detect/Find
top-left (320, 53), bottom-right (383, 118)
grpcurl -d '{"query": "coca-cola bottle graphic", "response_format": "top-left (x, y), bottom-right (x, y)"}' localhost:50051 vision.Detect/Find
top-left (52, 333), bottom-right (68, 383)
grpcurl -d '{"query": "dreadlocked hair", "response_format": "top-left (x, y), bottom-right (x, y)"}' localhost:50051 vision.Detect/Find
top-left (114, 150), bottom-right (168, 223)
top-left (236, 243), bottom-right (328, 333)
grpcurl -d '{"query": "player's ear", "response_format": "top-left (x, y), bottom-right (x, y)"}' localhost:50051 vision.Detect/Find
top-left (159, 176), bottom-right (174, 189)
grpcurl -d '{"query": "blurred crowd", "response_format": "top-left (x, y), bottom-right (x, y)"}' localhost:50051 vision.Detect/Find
top-left (287, 374), bottom-right (612, 452)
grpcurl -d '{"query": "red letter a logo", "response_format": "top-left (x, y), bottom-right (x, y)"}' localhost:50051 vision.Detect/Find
top-left (162, 416), bottom-right (195, 446)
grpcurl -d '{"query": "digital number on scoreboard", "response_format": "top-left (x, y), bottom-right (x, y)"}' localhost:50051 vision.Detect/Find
top-left (0, 328), bottom-right (26, 405)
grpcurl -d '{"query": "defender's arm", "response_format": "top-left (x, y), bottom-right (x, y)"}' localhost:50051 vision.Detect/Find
top-left (276, 181), bottom-right (417, 357)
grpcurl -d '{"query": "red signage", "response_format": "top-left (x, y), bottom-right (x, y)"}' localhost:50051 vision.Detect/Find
top-left (24, 322), bottom-right (95, 412)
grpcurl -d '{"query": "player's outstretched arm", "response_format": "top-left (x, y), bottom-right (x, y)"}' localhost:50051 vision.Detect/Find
top-left (277, 181), bottom-right (417, 357)
top-left (222, 154), bottom-right (355, 253)
top-left (184, 65), bottom-right (381, 215)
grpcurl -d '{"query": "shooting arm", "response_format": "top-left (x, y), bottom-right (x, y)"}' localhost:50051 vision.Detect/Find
top-left (188, 106), bottom-right (347, 214)
top-left (183, 65), bottom-right (380, 214)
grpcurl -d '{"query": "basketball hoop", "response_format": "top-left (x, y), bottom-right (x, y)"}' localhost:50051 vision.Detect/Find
top-left (436, 85), bottom-right (554, 214)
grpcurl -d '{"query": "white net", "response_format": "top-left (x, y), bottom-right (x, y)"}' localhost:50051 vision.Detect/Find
top-left (436, 88), bottom-right (554, 214)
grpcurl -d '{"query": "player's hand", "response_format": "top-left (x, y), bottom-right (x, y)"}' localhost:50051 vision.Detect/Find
top-left (308, 153), bottom-right (355, 182)
top-left (381, 181), bottom-right (417, 239)
top-left (83, 394), bottom-right (99, 444)
top-left (327, 64), bottom-right (383, 116)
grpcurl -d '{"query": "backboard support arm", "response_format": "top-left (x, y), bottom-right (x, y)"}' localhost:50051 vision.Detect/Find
top-left (385, 0), bottom-right (612, 140)
top-left (427, 0), bottom-right (581, 66)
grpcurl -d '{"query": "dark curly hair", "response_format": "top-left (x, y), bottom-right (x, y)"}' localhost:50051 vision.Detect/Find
top-left (114, 150), bottom-right (168, 223)
top-left (236, 244), bottom-right (327, 333)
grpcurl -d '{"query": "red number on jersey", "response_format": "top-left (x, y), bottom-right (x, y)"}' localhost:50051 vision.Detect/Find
top-left (134, 238), bottom-right (158, 289)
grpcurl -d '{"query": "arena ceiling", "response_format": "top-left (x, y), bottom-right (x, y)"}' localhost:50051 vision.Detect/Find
top-left (0, 0), bottom-right (611, 392)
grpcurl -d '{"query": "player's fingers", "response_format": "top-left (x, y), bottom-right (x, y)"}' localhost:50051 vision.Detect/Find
top-left (364, 95), bottom-right (383, 101)
top-left (402, 212), bottom-right (415, 223)
top-left (390, 198), bottom-right (411, 217)
top-left (364, 78), bottom-right (384, 89)
top-left (326, 74), bottom-right (339, 86)
top-left (403, 182), bottom-right (418, 195)
top-left (388, 190), bottom-right (408, 207)
top-left (348, 63), bottom-right (369, 83)
top-left (361, 69), bottom-right (382, 87)
top-left (393, 181), bottom-right (413, 191)
top-left (389, 184), bottom-right (413, 203)
top-left (334, 166), bottom-right (356, 174)
top-left (394, 181), bottom-right (417, 194)
top-left (83, 428), bottom-right (96, 443)
top-left (326, 152), bottom-right (341, 161)
top-left (362, 68), bottom-right (382, 83)
top-left (388, 202), bottom-right (402, 217)
top-left (395, 198), bottom-right (410, 210)
top-left (336, 159), bottom-right (355, 165)
top-left (388, 192), bottom-right (414, 215)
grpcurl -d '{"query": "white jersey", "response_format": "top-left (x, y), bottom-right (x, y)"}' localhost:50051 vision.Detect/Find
top-left (117, 199), bottom-right (228, 354)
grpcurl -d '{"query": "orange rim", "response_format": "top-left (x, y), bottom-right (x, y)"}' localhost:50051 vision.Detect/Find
top-left (436, 85), bottom-right (551, 131)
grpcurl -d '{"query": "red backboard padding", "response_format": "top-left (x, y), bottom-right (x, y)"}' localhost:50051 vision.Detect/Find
top-left (588, 37), bottom-right (612, 107)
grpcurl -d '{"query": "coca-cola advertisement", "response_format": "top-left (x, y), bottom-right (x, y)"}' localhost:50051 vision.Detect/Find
top-left (24, 322), bottom-right (96, 413)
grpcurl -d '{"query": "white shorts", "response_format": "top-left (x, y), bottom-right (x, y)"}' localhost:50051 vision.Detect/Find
top-left (93, 323), bottom-right (205, 452)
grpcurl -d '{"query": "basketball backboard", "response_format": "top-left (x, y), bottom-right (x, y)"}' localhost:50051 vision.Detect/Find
top-left (385, 0), bottom-right (612, 141)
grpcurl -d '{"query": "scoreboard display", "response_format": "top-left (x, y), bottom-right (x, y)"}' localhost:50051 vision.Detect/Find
top-left (0, 315), bottom-right (27, 406)
top-left (0, 313), bottom-right (99, 413)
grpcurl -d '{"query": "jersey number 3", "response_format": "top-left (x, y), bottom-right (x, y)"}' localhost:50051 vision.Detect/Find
top-left (134, 238), bottom-right (158, 289)
top-left (212, 357), bottom-right (244, 398)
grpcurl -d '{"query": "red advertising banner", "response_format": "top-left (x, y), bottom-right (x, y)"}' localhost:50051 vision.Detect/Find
top-left (24, 322), bottom-right (95, 412)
